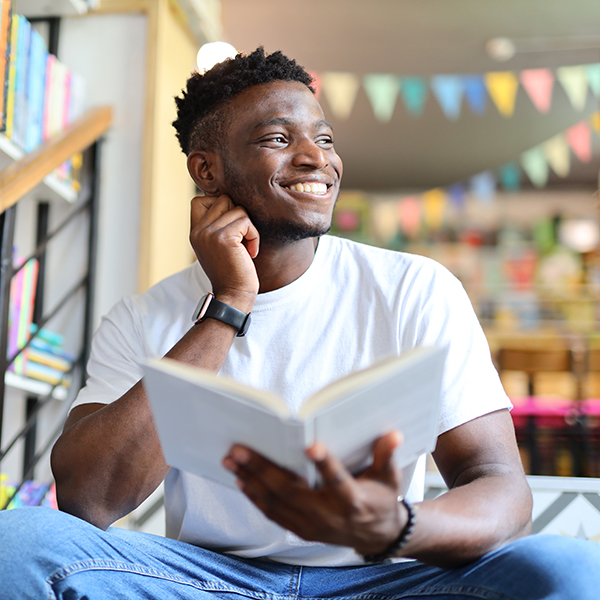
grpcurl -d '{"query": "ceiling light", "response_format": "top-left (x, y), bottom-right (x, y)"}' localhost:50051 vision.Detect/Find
top-left (197, 42), bottom-right (237, 73)
top-left (486, 37), bottom-right (517, 62)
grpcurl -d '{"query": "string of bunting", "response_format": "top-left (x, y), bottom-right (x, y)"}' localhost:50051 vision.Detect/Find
top-left (334, 111), bottom-right (600, 239)
top-left (309, 63), bottom-right (600, 122)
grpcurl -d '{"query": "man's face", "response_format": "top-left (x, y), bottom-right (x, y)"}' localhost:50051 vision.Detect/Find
top-left (218, 80), bottom-right (343, 245)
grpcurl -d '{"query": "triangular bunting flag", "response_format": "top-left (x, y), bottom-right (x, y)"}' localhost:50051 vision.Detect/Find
top-left (448, 183), bottom-right (467, 209)
top-left (543, 134), bottom-right (571, 177)
top-left (586, 64), bottom-right (600, 98)
top-left (430, 75), bottom-right (464, 120)
top-left (422, 188), bottom-right (446, 230)
top-left (307, 71), bottom-right (322, 100)
top-left (520, 69), bottom-right (554, 113)
top-left (590, 111), bottom-right (600, 135)
top-left (400, 77), bottom-right (428, 117)
top-left (521, 146), bottom-right (549, 187)
top-left (484, 71), bottom-right (519, 118)
top-left (566, 120), bottom-right (592, 163)
top-left (470, 171), bottom-right (496, 203)
top-left (556, 65), bottom-right (589, 111)
top-left (463, 75), bottom-right (487, 115)
top-left (398, 196), bottom-right (421, 238)
top-left (321, 72), bottom-right (361, 120)
top-left (498, 162), bottom-right (521, 192)
top-left (363, 74), bottom-right (401, 122)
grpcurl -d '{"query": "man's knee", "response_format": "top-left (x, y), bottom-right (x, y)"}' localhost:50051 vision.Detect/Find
top-left (0, 506), bottom-right (96, 564)
top-left (487, 534), bottom-right (600, 598)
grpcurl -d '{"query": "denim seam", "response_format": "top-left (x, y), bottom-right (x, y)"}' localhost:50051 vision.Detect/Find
top-left (387, 583), bottom-right (516, 600)
top-left (47, 559), bottom-right (284, 600)
top-left (291, 584), bottom-right (515, 600)
top-left (289, 566), bottom-right (302, 600)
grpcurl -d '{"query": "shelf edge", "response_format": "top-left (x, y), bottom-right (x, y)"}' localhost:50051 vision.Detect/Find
top-left (0, 105), bottom-right (113, 213)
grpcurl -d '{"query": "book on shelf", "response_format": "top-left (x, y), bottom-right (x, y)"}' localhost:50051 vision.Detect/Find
top-left (24, 26), bottom-right (46, 152)
top-left (0, 0), bottom-right (12, 131)
top-left (0, 9), bottom-right (86, 191)
top-left (143, 345), bottom-right (447, 489)
top-left (3, 10), bottom-right (17, 137)
top-left (12, 13), bottom-right (29, 148)
top-left (7, 257), bottom-right (38, 374)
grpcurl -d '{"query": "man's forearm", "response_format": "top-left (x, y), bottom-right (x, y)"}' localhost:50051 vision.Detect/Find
top-left (397, 468), bottom-right (532, 568)
top-left (51, 313), bottom-right (249, 529)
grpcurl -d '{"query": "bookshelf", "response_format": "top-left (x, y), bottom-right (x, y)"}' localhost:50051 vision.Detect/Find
top-left (0, 105), bottom-right (112, 494)
top-left (0, 0), bottom-right (113, 507)
top-left (0, 132), bottom-right (77, 203)
top-left (14, 0), bottom-right (93, 18)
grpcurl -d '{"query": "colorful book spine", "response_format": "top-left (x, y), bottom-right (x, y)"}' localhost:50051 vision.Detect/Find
top-left (27, 346), bottom-right (72, 372)
top-left (12, 12), bottom-right (29, 149)
top-left (7, 258), bottom-right (23, 371)
top-left (24, 27), bottom-right (46, 152)
top-left (11, 258), bottom-right (38, 373)
top-left (30, 336), bottom-right (75, 363)
top-left (4, 12), bottom-right (17, 138)
top-left (42, 51), bottom-right (54, 141)
top-left (24, 360), bottom-right (71, 386)
top-left (0, 0), bottom-right (12, 131)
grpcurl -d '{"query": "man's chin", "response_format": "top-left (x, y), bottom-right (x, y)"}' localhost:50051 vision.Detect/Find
top-left (255, 220), bottom-right (331, 245)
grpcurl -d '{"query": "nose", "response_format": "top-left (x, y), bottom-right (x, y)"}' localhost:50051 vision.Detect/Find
top-left (292, 137), bottom-right (329, 169)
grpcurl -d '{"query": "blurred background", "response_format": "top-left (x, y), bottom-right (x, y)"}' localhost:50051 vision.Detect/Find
top-left (2, 0), bottom-right (600, 511)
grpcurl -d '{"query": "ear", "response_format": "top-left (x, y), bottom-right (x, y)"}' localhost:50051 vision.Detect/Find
top-left (187, 150), bottom-right (223, 196)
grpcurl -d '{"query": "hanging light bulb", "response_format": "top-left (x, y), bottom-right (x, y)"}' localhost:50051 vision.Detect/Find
top-left (197, 42), bottom-right (237, 73)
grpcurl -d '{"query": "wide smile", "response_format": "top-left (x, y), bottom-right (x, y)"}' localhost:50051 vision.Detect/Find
top-left (281, 181), bottom-right (331, 197)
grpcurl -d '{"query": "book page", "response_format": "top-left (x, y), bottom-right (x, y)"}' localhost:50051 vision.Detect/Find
top-left (143, 359), bottom-right (309, 487)
top-left (298, 346), bottom-right (437, 417)
top-left (309, 346), bottom-right (447, 477)
top-left (149, 358), bottom-right (290, 418)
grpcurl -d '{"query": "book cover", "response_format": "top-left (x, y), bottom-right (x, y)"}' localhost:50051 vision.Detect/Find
top-left (0, 0), bottom-right (12, 131)
top-left (143, 346), bottom-right (447, 489)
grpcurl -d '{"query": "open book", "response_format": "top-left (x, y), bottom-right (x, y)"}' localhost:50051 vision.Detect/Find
top-left (142, 345), bottom-right (447, 488)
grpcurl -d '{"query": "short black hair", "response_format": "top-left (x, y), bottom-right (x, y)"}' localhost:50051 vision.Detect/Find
top-left (173, 47), bottom-right (315, 155)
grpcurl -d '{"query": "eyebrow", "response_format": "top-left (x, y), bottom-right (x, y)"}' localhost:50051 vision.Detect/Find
top-left (252, 117), bottom-right (334, 131)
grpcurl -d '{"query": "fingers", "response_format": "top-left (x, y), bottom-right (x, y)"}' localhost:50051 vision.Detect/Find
top-left (191, 195), bottom-right (259, 250)
top-left (371, 431), bottom-right (402, 472)
top-left (190, 194), bottom-right (235, 231)
top-left (306, 443), bottom-right (356, 496)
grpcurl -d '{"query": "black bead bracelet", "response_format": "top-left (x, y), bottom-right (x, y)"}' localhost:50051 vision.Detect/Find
top-left (361, 497), bottom-right (416, 563)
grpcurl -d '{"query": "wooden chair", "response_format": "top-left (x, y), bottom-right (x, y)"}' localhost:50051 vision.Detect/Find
top-left (496, 347), bottom-right (577, 475)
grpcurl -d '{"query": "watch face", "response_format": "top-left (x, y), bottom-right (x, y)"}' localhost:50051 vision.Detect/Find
top-left (194, 293), bottom-right (213, 322)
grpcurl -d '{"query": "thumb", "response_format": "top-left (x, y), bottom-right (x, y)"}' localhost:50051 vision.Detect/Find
top-left (369, 431), bottom-right (403, 479)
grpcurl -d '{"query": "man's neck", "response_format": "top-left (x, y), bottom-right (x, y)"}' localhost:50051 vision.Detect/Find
top-left (254, 237), bottom-right (319, 294)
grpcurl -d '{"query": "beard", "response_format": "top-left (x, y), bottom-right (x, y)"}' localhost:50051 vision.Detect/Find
top-left (222, 162), bottom-right (335, 245)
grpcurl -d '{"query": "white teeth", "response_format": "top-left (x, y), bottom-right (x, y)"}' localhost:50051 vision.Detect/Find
top-left (286, 182), bottom-right (327, 194)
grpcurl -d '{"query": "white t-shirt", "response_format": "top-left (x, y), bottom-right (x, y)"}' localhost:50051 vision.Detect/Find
top-left (73, 235), bottom-right (511, 566)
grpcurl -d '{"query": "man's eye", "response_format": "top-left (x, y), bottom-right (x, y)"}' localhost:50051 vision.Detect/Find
top-left (317, 137), bottom-right (334, 146)
top-left (266, 135), bottom-right (287, 144)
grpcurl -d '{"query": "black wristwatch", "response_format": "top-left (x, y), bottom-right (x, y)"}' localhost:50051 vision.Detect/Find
top-left (192, 293), bottom-right (251, 337)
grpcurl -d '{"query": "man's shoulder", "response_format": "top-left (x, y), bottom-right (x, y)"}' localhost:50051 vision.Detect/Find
top-left (113, 263), bottom-right (207, 322)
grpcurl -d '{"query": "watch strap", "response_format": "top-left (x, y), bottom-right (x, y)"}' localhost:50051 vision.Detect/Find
top-left (193, 293), bottom-right (251, 337)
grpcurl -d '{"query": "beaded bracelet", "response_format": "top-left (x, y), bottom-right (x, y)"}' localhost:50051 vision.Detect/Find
top-left (361, 497), bottom-right (416, 563)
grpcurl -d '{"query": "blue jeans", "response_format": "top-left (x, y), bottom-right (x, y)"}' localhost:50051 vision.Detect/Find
top-left (1, 507), bottom-right (599, 599)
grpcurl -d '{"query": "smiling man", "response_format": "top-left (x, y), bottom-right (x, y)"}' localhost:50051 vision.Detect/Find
top-left (1, 47), bottom-right (599, 599)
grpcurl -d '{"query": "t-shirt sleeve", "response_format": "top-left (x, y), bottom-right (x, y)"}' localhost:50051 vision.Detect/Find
top-left (402, 258), bottom-right (511, 435)
top-left (70, 297), bottom-right (147, 409)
